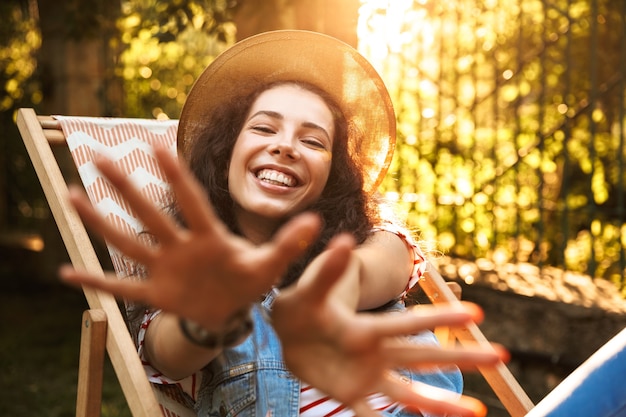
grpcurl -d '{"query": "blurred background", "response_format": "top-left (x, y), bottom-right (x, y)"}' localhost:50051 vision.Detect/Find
top-left (1, 0), bottom-right (625, 416)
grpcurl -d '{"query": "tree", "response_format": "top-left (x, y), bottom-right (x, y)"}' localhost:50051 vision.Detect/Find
top-left (0, 0), bottom-right (361, 283)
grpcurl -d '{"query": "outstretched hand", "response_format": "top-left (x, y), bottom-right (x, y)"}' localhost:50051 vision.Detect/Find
top-left (272, 234), bottom-right (504, 417)
top-left (59, 145), bottom-right (322, 330)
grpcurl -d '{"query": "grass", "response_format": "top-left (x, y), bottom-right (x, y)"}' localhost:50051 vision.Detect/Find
top-left (0, 285), bottom-right (131, 417)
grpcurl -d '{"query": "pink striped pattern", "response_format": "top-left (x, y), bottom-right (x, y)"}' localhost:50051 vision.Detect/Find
top-left (56, 116), bottom-right (178, 277)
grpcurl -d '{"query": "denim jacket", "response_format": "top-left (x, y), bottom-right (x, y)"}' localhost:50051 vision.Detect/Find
top-left (195, 290), bottom-right (463, 417)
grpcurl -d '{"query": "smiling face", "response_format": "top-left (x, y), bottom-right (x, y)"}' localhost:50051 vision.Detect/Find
top-left (228, 83), bottom-right (336, 240)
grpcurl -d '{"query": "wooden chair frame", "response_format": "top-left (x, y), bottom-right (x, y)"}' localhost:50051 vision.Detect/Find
top-left (16, 107), bottom-right (534, 417)
top-left (17, 108), bottom-right (162, 416)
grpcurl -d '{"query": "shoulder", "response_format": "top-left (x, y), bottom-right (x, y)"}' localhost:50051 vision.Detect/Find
top-left (372, 222), bottom-right (423, 256)
top-left (372, 222), bottom-right (428, 291)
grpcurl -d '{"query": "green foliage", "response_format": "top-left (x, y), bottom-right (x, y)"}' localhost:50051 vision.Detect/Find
top-left (0, 0), bottom-right (45, 231)
top-left (2, 0), bottom-right (624, 295)
top-left (0, 1), bottom-right (41, 112)
top-left (359, 0), bottom-right (626, 290)
top-left (117, 0), bottom-right (238, 118)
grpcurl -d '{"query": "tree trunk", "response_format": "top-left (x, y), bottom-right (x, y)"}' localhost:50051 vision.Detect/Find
top-left (30, 0), bottom-right (123, 282)
top-left (233, 0), bottom-right (360, 47)
top-left (37, 0), bottom-right (122, 116)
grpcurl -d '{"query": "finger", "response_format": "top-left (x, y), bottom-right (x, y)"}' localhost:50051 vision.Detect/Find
top-left (93, 155), bottom-right (181, 243)
top-left (354, 302), bottom-right (484, 338)
top-left (256, 212), bottom-right (323, 272)
top-left (297, 233), bottom-right (356, 305)
top-left (381, 372), bottom-right (487, 417)
top-left (349, 399), bottom-right (381, 417)
top-left (68, 186), bottom-right (155, 263)
top-left (381, 342), bottom-right (507, 371)
top-left (152, 145), bottom-right (225, 235)
top-left (59, 264), bottom-right (150, 303)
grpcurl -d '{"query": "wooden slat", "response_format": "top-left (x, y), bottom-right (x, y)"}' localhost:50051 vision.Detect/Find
top-left (43, 129), bottom-right (67, 145)
top-left (16, 108), bottom-right (162, 417)
top-left (76, 309), bottom-right (107, 417)
top-left (38, 115), bottom-right (60, 129)
top-left (434, 282), bottom-right (463, 347)
top-left (34, 115), bottom-right (67, 145)
top-left (420, 262), bottom-right (535, 417)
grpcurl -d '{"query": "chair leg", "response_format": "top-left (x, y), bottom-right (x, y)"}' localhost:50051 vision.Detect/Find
top-left (76, 309), bottom-right (107, 417)
top-left (434, 282), bottom-right (463, 347)
top-left (421, 264), bottom-right (535, 416)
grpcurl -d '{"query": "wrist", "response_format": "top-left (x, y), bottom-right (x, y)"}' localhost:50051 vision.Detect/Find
top-left (179, 307), bottom-right (253, 349)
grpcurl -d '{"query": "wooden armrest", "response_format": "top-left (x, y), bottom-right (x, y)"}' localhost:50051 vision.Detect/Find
top-left (76, 309), bottom-right (107, 417)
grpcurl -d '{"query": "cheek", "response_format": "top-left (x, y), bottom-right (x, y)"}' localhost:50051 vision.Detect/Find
top-left (228, 142), bottom-right (246, 177)
top-left (314, 160), bottom-right (333, 193)
top-left (227, 152), bottom-right (245, 198)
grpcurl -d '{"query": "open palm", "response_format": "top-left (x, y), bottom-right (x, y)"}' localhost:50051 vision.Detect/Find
top-left (272, 235), bottom-right (500, 417)
top-left (60, 145), bottom-right (322, 330)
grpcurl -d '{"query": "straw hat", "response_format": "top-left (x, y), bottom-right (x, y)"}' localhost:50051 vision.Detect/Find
top-left (178, 30), bottom-right (396, 193)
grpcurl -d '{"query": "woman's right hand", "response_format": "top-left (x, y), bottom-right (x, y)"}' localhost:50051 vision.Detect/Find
top-left (59, 145), bottom-right (322, 331)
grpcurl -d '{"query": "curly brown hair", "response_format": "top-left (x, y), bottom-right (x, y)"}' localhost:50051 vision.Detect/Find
top-left (125, 81), bottom-right (386, 337)
top-left (182, 80), bottom-right (382, 286)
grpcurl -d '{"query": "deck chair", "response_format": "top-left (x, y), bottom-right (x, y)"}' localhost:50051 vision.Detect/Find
top-left (16, 107), bottom-right (534, 417)
top-left (16, 108), bottom-right (194, 417)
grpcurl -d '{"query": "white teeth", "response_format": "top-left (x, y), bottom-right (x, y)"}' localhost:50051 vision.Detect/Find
top-left (256, 169), bottom-right (296, 187)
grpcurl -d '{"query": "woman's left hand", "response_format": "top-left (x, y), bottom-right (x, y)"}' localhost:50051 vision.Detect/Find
top-left (272, 234), bottom-right (503, 417)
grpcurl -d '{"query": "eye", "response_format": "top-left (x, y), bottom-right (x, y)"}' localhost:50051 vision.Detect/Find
top-left (252, 125), bottom-right (276, 135)
top-left (301, 137), bottom-right (328, 150)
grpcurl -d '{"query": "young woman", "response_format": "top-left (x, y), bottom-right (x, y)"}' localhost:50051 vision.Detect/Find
top-left (60, 31), bottom-right (503, 417)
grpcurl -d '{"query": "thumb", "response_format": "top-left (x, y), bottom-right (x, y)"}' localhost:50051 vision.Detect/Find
top-left (263, 212), bottom-right (322, 268)
top-left (299, 233), bottom-right (356, 305)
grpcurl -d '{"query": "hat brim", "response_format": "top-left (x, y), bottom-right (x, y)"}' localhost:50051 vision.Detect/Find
top-left (177, 30), bottom-right (395, 193)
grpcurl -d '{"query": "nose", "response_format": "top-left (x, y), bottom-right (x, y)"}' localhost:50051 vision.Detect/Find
top-left (267, 136), bottom-right (300, 160)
